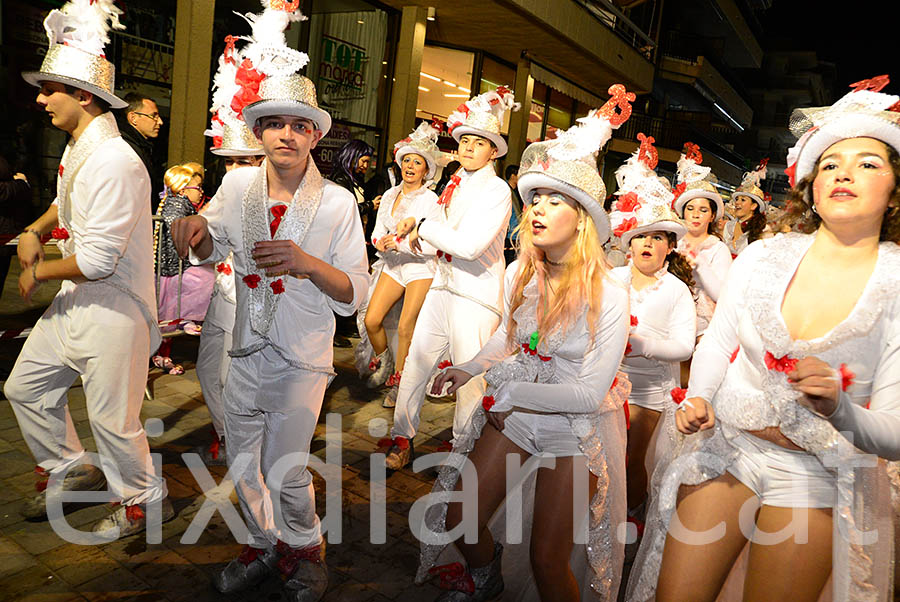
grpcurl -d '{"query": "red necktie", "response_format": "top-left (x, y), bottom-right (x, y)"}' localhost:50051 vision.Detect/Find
top-left (270, 204), bottom-right (287, 237)
top-left (438, 174), bottom-right (461, 206)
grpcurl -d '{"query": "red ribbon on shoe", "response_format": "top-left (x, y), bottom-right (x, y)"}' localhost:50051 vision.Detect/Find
top-left (377, 436), bottom-right (409, 450)
top-left (275, 540), bottom-right (322, 578)
top-left (237, 545), bottom-right (264, 566)
top-left (429, 562), bottom-right (475, 594)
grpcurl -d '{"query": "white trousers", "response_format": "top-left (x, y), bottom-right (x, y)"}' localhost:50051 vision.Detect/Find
top-left (3, 285), bottom-right (166, 505)
top-left (224, 345), bottom-right (326, 548)
top-left (391, 289), bottom-right (500, 441)
top-left (196, 319), bottom-right (232, 438)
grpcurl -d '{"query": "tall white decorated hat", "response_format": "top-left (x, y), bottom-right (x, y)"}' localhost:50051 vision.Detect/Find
top-left (732, 158), bottom-right (769, 212)
top-left (610, 132), bottom-right (686, 247)
top-left (239, 1), bottom-right (331, 135)
top-left (787, 75), bottom-right (900, 187)
top-left (447, 86), bottom-right (520, 157)
top-left (205, 35), bottom-right (265, 157)
top-left (22, 0), bottom-right (127, 109)
top-left (517, 84), bottom-right (636, 243)
top-left (393, 120), bottom-right (444, 180)
top-left (671, 142), bottom-right (724, 221)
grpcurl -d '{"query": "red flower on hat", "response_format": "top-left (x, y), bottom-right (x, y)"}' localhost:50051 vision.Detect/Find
top-left (496, 85), bottom-right (511, 97)
top-left (243, 274), bottom-right (261, 289)
top-left (231, 59), bottom-right (263, 118)
top-left (216, 262), bottom-right (232, 275)
top-left (683, 142), bottom-right (702, 164)
top-left (839, 363), bottom-right (855, 391)
top-left (671, 388), bottom-right (687, 404)
top-left (764, 351), bottom-right (798, 374)
top-left (430, 118), bottom-right (445, 133)
top-left (482, 395), bottom-right (495, 411)
top-left (613, 217), bottom-right (638, 238)
top-left (616, 192), bottom-right (641, 213)
top-left (270, 278), bottom-right (285, 295)
top-left (849, 75), bottom-right (890, 93)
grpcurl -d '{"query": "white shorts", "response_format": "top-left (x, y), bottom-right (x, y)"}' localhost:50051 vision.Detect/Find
top-left (382, 258), bottom-right (434, 287)
top-left (501, 412), bottom-right (584, 457)
top-left (726, 430), bottom-right (836, 509)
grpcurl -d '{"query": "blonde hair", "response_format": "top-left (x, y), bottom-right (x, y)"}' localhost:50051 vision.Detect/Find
top-left (506, 201), bottom-right (610, 348)
top-left (163, 162), bottom-right (204, 195)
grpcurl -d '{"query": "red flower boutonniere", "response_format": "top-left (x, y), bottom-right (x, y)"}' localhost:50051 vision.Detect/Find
top-left (764, 351), bottom-right (798, 374)
top-left (58, 165), bottom-right (64, 177)
top-left (51, 227), bottom-right (69, 240)
top-left (270, 278), bottom-right (285, 295)
top-left (243, 274), bottom-right (261, 289)
top-left (437, 360), bottom-right (453, 370)
top-left (216, 262), bottom-right (232, 275)
top-left (630, 315), bottom-right (639, 327)
top-left (671, 388), bottom-right (687, 404)
top-left (625, 342), bottom-right (633, 356)
top-left (482, 395), bottom-right (495, 411)
top-left (839, 363), bottom-right (855, 392)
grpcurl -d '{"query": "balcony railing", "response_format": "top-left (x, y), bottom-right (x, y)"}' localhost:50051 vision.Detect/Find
top-left (574, 0), bottom-right (656, 62)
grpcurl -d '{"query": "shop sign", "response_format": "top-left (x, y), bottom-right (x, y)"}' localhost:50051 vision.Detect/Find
top-left (311, 123), bottom-right (352, 176)
top-left (318, 35), bottom-right (367, 102)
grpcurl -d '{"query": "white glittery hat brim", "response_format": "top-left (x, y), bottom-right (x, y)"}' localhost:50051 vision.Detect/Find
top-left (674, 189), bottom-right (725, 222)
top-left (22, 71), bottom-right (127, 109)
top-left (731, 191), bottom-right (767, 213)
top-left (451, 126), bottom-right (507, 157)
top-left (795, 113), bottom-right (900, 183)
top-left (242, 100), bottom-right (332, 136)
top-left (517, 171), bottom-right (610, 244)
top-left (210, 147), bottom-right (265, 157)
top-left (395, 146), bottom-right (437, 180)
top-left (620, 220), bottom-right (687, 247)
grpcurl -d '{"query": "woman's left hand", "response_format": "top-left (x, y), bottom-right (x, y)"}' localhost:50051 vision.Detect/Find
top-left (788, 356), bottom-right (840, 417)
top-left (252, 240), bottom-right (313, 277)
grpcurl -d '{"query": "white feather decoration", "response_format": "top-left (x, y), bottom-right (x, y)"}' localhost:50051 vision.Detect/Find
top-left (548, 109), bottom-right (614, 161)
top-left (237, 2), bottom-right (309, 77)
top-left (45, 0), bottom-right (124, 56)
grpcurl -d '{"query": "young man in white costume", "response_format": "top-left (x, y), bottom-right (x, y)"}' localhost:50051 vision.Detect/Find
top-left (193, 33), bottom-right (265, 467)
top-left (5, 0), bottom-right (171, 536)
top-left (383, 88), bottom-right (518, 470)
top-left (171, 4), bottom-right (368, 600)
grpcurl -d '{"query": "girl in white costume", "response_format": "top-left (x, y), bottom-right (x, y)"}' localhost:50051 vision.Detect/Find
top-left (723, 160), bottom-right (773, 256)
top-left (608, 134), bottom-right (696, 521)
top-left (364, 122), bottom-right (443, 404)
top-left (626, 76), bottom-right (900, 602)
top-left (672, 144), bottom-right (732, 337)
top-left (416, 90), bottom-right (635, 602)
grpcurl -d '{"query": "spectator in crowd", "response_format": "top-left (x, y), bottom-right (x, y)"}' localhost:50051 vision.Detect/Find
top-left (0, 155), bottom-right (33, 299)
top-left (504, 163), bottom-right (522, 264)
top-left (434, 160), bottom-right (461, 196)
top-left (117, 92), bottom-right (165, 211)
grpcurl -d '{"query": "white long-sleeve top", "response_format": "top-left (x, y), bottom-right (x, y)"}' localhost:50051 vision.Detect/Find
top-left (417, 164), bottom-right (511, 315)
top-left (612, 266), bottom-right (696, 407)
top-left (192, 165), bottom-right (369, 373)
top-left (51, 112), bottom-right (158, 349)
top-left (371, 183), bottom-right (442, 269)
top-left (687, 233), bottom-right (900, 460)
top-left (676, 236), bottom-right (732, 335)
top-left (454, 262), bottom-right (630, 414)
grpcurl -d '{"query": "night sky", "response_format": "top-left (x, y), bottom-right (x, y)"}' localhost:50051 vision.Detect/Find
top-left (760, 2), bottom-right (896, 101)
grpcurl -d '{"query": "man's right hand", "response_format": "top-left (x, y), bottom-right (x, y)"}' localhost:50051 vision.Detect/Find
top-left (17, 231), bottom-right (43, 269)
top-left (171, 215), bottom-right (210, 259)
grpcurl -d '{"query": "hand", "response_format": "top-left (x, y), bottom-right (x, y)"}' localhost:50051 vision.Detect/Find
top-left (171, 215), bottom-right (209, 258)
top-left (675, 397), bottom-right (715, 434)
top-left (395, 217), bottom-right (417, 238)
top-left (431, 367), bottom-right (473, 396)
top-left (374, 234), bottom-right (392, 253)
top-left (382, 234), bottom-right (398, 252)
top-left (788, 356), bottom-right (840, 417)
top-left (408, 227), bottom-right (422, 254)
top-left (372, 195), bottom-right (382, 210)
top-left (486, 409), bottom-right (513, 432)
top-left (18, 262), bottom-right (41, 303)
top-left (17, 231), bottom-right (43, 269)
top-left (13, 173), bottom-right (27, 182)
top-left (252, 240), bottom-right (313, 277)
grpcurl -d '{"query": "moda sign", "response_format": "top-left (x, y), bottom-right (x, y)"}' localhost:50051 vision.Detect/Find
top-left (318, 35), bottom-right (367, 102)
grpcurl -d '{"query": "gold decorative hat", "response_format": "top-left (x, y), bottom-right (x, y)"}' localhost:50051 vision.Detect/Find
top-left (610, 133), bottom-right (686, 246)
top-left (517, 84), bottom-right (636, 243)
top-left (394, 121), bottom-right (445, 180)
top-left (732, 158), bottom-right (769, 212)
top-left (787, 75), bottom-right (900, 186)
top-left (238, 2), bottom-right (331, 135)
top-left (447, 87), bottom-right (520, 157)
top-left (671, 142), bottom-right (725, 221)
top-left (206, 35), bottom-right (264, 157)
top-left (22, 0), bottom-right (127, 109)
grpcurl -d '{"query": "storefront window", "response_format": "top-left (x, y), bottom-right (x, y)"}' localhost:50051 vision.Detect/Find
top-left (546, 89), bottom-right (574, 140)
top-left (415, 45), bottom-right (475, 123)
top-left (527, 81), bottom-right (548, 143)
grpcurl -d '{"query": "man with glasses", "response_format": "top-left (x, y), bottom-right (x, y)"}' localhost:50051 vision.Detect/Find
top-left (117, 92), bottom-right (164, 210)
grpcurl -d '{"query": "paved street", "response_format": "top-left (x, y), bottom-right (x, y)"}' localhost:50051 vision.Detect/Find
top-left (0, 251), bottom-right (455, 602)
